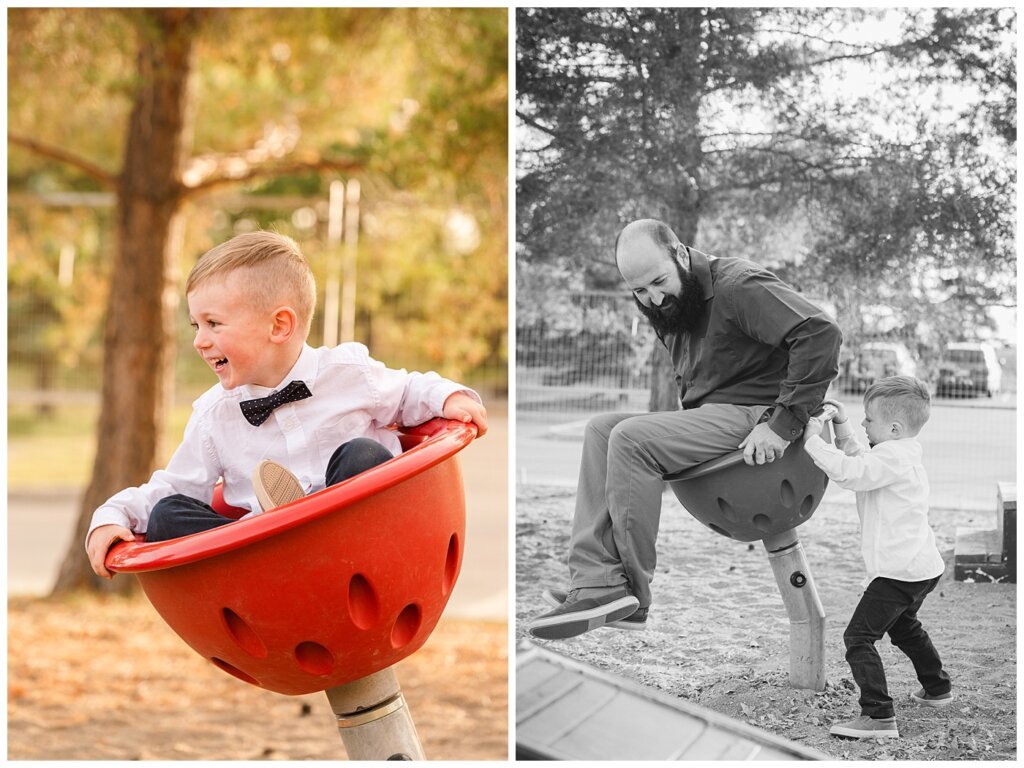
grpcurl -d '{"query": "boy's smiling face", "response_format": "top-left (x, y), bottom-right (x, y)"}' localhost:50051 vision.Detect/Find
top-left (187, 272), bottom-right (283, 390)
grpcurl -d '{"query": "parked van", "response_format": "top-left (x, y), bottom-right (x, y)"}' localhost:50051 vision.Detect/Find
top-left (840, 341), bottom-right (917, 393)
top-left (935, 342), bottom-right (1002, 398)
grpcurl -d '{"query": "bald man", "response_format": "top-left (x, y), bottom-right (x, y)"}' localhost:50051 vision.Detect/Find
top-left (528, 218), bottom-right (842, 640)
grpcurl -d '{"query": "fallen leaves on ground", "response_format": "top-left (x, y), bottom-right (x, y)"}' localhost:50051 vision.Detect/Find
top-left (8, 593), bottom-right (507, 760)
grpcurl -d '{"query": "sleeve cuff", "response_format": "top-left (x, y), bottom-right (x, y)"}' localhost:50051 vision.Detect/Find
top-left (767, 406), bottom-right (804, 441)
top-left (802, 434), bottom-right (831, 457)
top-left (438, 386), bottom-right (482, 411)
top-left (85, 506), bottom-right (135, 547)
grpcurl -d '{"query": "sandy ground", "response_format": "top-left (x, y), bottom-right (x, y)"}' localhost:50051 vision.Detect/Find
top-left (7, 593), bottom-right (508, 761)
top-left (516, 485), bottom-right (1016, 761)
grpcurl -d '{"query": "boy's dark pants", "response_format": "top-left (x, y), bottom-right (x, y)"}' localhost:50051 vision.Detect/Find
top-left (145, 438), bottom-right (393, 542)
top-left (844, 575), bottom-right (951, 719)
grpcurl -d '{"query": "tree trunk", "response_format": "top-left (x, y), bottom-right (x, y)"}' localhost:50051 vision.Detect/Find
top-left (35, 354), bottom-right (56, 419)
top-left (647, 8), bottom-right (704, 413)
top-left (53, 10), bottom-right (199, 594)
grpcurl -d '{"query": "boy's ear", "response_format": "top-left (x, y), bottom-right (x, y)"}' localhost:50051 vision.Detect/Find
top-left (890, 420), bottom-right (906, 437)
top-left (269, 306), bottom-right (299, 344)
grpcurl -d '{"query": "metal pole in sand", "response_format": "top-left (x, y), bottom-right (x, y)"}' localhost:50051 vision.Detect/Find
top-left (325, 666), bottom-right (426, 760)
top-left (762, 529), bottom-right (826, 691)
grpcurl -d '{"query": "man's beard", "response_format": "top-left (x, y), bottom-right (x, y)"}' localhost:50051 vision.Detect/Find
top-left (634, 265), bottom-right (705, 338)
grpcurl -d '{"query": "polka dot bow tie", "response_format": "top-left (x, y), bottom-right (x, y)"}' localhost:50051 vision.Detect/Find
top-left (239, 380), bottom-right (312, 426)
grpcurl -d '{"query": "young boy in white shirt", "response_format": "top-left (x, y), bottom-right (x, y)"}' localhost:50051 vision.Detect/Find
top-left (804, 375), bottom-right (951, 740)
top-left (86, 231), bottom-right (487, 578)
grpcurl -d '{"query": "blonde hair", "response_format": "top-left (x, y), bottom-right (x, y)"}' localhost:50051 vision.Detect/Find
top-left (186, 231), bottom-right (317, 334)
top-left (864, 375), bottom-right (931, 434)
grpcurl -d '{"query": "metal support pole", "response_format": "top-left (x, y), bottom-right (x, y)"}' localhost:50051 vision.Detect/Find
top-left (323, 180), bottom-right (345, 348)
top-left (340, 179), bottom-right (360, 343)
top-left (325, 667), bottom-right (425, 760)
top-left (762, 529), bottom-right (826, 691)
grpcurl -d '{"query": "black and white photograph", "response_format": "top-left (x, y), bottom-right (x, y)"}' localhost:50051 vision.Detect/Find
top-left (514, 7), bottom-right (1016, 760)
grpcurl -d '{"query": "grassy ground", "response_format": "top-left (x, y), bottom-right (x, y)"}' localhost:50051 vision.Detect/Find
top-left (8, 401), bottom-right (193, 488)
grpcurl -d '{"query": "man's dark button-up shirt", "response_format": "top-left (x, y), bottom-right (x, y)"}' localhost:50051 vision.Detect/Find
top-left (663, 247), bottom-right (842, 440)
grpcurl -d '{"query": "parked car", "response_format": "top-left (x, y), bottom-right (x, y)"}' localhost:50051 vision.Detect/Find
top-left (840, 341), bottom-right (917, 393)
top-left (935, 342), bottom-right (1002, 398)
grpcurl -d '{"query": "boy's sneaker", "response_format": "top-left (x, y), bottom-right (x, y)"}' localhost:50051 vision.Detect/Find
top-left (542, 586), bottom-right (649, 630)
top-left (253, 460), bottom-right (306, 512)
top-left (829, 715), bottom-right (899, 739)
top-left (910, 688), bottom-right (953, 708)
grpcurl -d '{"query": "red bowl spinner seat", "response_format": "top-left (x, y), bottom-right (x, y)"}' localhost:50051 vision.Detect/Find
top-left (663, 423), bottom-right (833, 542)
top-left (106, 418), bottom-right (476, 696)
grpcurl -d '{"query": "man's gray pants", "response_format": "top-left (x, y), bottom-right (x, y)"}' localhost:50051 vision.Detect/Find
top-left (568, 403), bottom-right (771, 609)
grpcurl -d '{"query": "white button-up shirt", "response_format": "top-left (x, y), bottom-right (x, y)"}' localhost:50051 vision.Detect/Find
top-left (804, 434), bottom-right (945, 587)
top-left (87, 343), bottom-right (478, 540)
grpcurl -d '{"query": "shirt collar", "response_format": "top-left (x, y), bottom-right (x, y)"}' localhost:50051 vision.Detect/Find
top-left (685, 246), bottom-right (715, 301)
top-left (240, 344), bottom-right (317, 398)
top-left (684, 246), bottom-right (716, 338)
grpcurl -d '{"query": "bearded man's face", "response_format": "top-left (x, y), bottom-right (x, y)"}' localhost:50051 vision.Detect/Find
top-left (631, 257), bottom-right (705, 337)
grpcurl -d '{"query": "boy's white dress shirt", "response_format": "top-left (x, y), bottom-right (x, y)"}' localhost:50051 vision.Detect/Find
top-left (87, 343), bottom-right (479, 541)
top-left (804, 433), bottom-right (945, 587)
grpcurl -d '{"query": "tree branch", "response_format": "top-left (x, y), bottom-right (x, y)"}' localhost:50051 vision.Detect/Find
top-left (180, 154), bottom-right (366, 198)
top-left (515, 110), bottom-right (582, 149)
top-left (8, 132), bottom-right (118, 188)
top-left (515, 110), bottom-right (557, 139)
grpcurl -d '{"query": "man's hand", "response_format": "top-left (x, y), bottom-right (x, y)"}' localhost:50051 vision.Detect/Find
top-left (86, 524), bottom-right (135, 580)
top-left (443, 392), bottom-right (488, 438)
top-left (803, 415), bottom-right (825, 442)
top-left (739, 422), bottom-right (790, 466)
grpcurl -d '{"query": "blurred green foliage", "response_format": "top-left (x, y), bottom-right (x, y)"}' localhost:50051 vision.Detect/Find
top-left (8, 8), bottom-right (508, 407)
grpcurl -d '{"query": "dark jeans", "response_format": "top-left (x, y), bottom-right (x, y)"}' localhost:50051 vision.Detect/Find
top-left (844, 575), bottom-right (951, 719)
top-left (145, 438), bottom-right (393, 542)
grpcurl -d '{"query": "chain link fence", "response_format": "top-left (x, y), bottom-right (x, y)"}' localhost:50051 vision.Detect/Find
top-left (515, 291), bottom-right (1016, 507)
top-left (517, 292), bottom-right (656, 424)
top-left (518, 291), bottom-right (1016, 416)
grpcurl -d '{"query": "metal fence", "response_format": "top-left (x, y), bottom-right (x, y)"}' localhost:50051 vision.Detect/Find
top-left (515, 291), bottom-right (1017, 508)
top-left (517, 292), bottom-right (656, 422)
top-left (517, 292), bottom-right (1016, 419)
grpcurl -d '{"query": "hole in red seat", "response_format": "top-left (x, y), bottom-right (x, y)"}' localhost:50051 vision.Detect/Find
top-left (211, 657), bottom-right (260, 685)
top-left (442, 534), bottom-right (459, 596)
top-left (708, 523), bottom-right (731, 538)
top-left (348, 573), bottom-right (380, 630)
top-left (800, 495), bottom-right (815, 517)
top-left (752, 514), bottom-right (772, 531)
top-left (716, 497), bottom-right (735, 520)
top-left (780, 479), bottom-right (796, 508)
top-left (391, 604), bottom-right (422, 649)
top-left (295, 642), bottom-right (334, 676)
top-left (222, 608), bottom-right (267, 659)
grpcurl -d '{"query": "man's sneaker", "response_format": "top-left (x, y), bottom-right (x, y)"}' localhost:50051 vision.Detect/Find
top-left (253, 460), bottom-right (306, 512)
top-left (829, 715), bottom-right (899, 739)
top-left (910, 688), bottom-right (953, 708)
top-left (528, 587), bottom-right (640, 640)
top-left (541, 586), bottom-right (649, 630)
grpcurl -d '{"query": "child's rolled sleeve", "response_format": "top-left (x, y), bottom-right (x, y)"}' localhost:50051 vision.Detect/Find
top-left (804, 435), bottom-right (904, 492)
